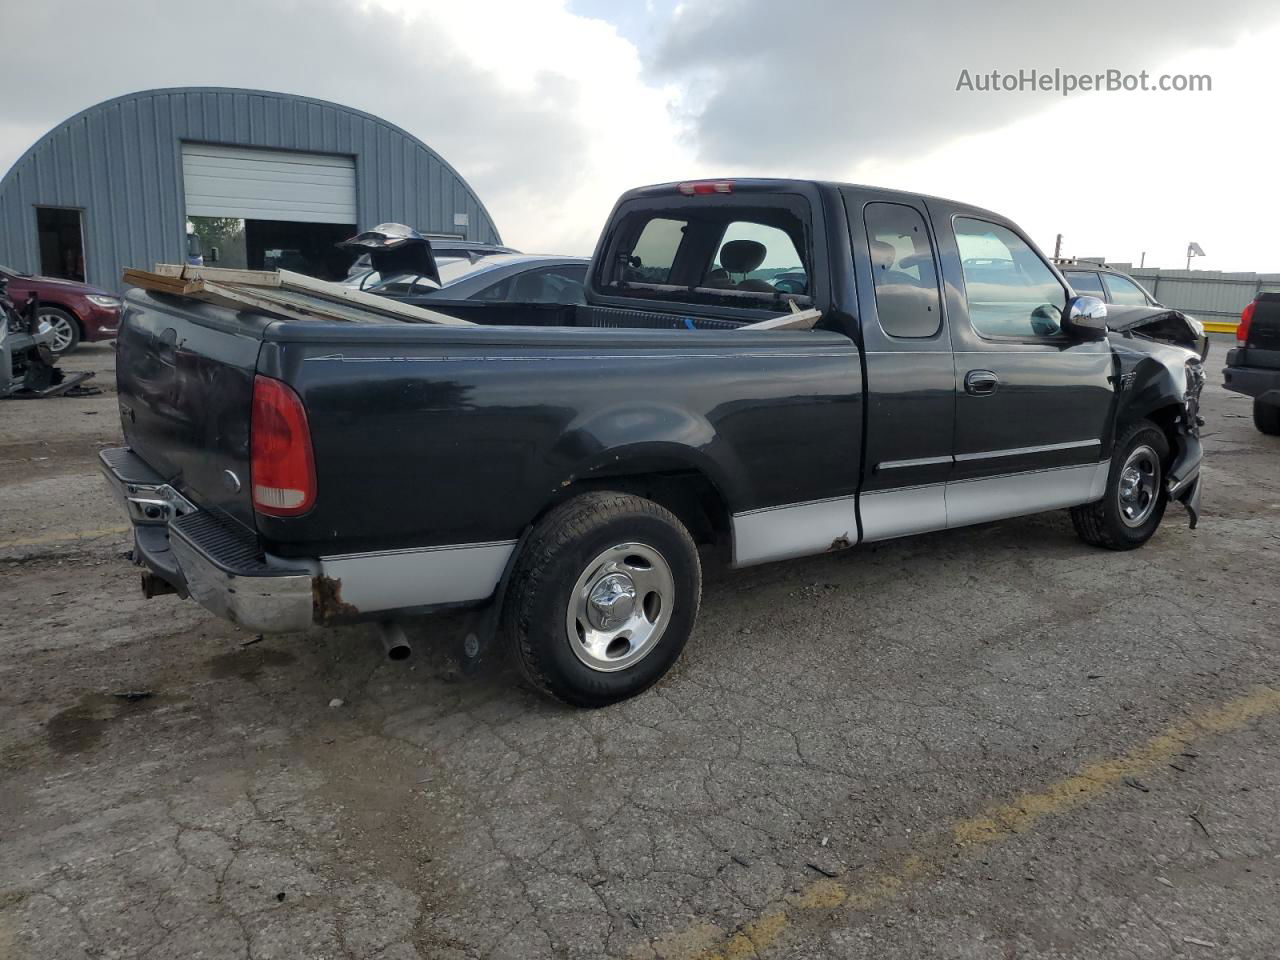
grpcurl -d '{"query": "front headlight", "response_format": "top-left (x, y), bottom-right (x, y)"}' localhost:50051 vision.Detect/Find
top-left (86, 294), bottom-right (122, 309)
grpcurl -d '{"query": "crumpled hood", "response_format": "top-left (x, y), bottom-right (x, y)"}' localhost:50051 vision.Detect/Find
top-left (1104, 304), bottom-right (1207, 359)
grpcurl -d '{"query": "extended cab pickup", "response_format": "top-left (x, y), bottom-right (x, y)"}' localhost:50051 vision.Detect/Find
top-left (1223, 292), bottom-right (1280, 434)
top-left (102, 179), bottom-right (1206, 706)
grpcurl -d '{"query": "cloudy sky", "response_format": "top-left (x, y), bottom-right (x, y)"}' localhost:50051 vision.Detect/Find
top-left (2, 0), bottom-right (1278, 270)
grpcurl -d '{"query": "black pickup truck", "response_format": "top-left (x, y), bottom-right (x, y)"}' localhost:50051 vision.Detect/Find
top-left (1223, 292), bottom-right (1280, 434)
top-left (102, 179), bottom-right (1206, 706)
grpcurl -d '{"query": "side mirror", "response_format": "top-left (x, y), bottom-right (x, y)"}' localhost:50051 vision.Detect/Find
top-left (1063, 295), bottom-right (1108, 340)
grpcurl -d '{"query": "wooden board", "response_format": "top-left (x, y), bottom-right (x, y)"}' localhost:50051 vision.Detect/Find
top-left (739, 308), bottom-right (823, 331)
top-left (123, 269), bottom-right (200, 296)
top-left (276, 270), bottom-right (470, 326)
top-left (130, 264), bottom-right (474, 326)
top-left (154, 264), bottom-right (283, 287)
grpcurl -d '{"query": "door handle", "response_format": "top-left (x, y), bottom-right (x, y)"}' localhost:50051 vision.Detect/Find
top-left (964, 369), bottom-right (999, 396)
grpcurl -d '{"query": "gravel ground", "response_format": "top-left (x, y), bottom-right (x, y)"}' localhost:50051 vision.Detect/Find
top-left (1, 337), bottom-right (1278, 960)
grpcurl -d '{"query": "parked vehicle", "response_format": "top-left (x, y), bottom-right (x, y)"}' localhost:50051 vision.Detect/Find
top-left (1060, 261), bottom-right (1207, 358)
top-left (0, 264), bottom-right (122, 356)
top-left (1223, 293), bottom-right (1280, 434)
top-left (102, 179), bottom-right (1206, 707)
top-left (343, 237), bottom-right (519, 290)
top-left (370, 254), bottom-right (589, 304)
top-left (1, 274), bottom-right (96, 398)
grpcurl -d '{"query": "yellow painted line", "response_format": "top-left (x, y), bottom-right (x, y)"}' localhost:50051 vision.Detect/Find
top-left (1202, 321), bottom-right (1238, 334)
top-left (631, 685), bottom-right (1280, 960)
top-left (0, 525), bottom-right (129, 550)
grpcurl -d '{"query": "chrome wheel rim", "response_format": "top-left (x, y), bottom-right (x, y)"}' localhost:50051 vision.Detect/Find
top-left (1117, 444), bottom-right (1160, 528)
top-left (566, 542), bottom-right (674, 673)
top-left (42, 313), bottom-right (75, 353)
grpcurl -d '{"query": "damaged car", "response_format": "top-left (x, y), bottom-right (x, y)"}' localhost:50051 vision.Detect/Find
top-left (101, 179), bottom-right (1205, 707)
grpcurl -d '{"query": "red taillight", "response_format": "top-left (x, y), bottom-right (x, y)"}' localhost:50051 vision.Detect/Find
top-left (1237, 300), bottom-right (1256, 343)
top-left (677, 180), bottom-right (734, 196)
top-left (251, 375), bottom-right (316, 517)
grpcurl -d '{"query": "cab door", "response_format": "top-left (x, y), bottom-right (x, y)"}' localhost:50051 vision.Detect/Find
top-left (928, 204), bottom-right (1115, 528)
top-left (842, 189), bottom-right (955, 542)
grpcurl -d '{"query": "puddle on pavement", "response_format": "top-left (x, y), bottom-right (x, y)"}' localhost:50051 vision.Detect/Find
top-left (45, 692), bottom-right (164, 754)
top-left (206, 646), bottom-right (296, 681)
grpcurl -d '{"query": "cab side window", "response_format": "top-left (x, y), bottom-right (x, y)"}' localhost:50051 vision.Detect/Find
top-left (954, 218), bottom-right (1067, 339)
top-left (1102, 273), bottom-right (1150, 306)
top-left (1065, 270), bottom-right (1106, 299)
top-left (864, 202), bottom-right (941, 338)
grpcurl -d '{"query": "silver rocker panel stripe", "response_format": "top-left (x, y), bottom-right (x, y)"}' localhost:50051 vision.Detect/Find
top-left (860, 483), bottom-right (948, 543)
top-left (944, 461), bottom-right (1109, 529)
top-left (731, 494), bottom-right (858, 566)
top-left (319, 540), bottom-right (517, 613)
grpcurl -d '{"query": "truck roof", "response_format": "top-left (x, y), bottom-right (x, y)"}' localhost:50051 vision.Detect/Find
top-left (619, 178), bottom-right (1011, 224)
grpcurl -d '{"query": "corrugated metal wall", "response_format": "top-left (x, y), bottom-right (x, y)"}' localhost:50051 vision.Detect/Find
top-left (1110, 263), bottom-right (1280, 324)
top-left (0, 87), bottom-right (501, 292)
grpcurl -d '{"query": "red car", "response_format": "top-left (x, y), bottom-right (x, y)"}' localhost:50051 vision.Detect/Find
top-left (0, 263), bottom-right (122, 355)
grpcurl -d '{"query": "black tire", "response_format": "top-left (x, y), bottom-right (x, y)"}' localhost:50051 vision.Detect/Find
top-left (39, 306), bottom-right (81, 356)
top-left (1255, 399), bottom-right (1280, 436)
top-left (502, 491), bottom-right (701, 708)
top-left (1071, 419), bottom-right (1170, 550)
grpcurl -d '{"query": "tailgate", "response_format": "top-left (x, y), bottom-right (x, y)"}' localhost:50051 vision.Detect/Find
top-left (115, 289), bottom-right (269, 531)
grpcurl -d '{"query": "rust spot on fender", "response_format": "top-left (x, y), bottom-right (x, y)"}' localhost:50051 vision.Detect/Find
top-left (829, 534), bottom-right (852, 551)
top-left (313, 575), bottom-right (359, 623)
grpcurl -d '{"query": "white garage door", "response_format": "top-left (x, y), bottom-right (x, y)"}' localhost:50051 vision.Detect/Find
top-left (182, 144), bottom-right (356, 224)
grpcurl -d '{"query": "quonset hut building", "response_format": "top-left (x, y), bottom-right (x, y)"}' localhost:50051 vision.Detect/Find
top-left (0, 87), bottom-right (501, 289)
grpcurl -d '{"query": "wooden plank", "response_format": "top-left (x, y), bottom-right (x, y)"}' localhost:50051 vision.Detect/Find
top-left (123, 269), bottom-right (200, 295)
top-left (276, 269), bottom-right (472, 326)
top-left (740, 308), bottom-right (823, 331)
top-left (152, 263), bottom-right (283, 286)
top-left (186, 282), bottom-right (328, 324)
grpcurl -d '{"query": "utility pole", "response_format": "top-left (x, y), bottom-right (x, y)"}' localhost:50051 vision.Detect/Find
top-left (1139, 251), bottom-right (1146, 268)
top-left (1054, 233), bottom-right (1063, 259)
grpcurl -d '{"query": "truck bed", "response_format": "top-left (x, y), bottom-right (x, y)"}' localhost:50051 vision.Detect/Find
top-left (116, 288), bottom-right (864, 563)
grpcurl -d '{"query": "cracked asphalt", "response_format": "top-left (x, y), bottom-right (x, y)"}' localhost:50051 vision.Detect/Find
top-left (2, 336), bottom-right (1278, 959)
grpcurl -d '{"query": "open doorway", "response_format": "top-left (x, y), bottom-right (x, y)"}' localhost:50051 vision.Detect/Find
top-left (36, 207), bottom-right (85, 281)
top-left (188, 215), bottom-right (355, 280)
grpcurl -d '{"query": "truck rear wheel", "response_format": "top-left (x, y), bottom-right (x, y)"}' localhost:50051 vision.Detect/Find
top-left (1255, 399), bottom-right (1280, 436)
top-left (1070, 419), bottom-right (1170, 550)
top-left (502, 491), bottom-right (701, 707)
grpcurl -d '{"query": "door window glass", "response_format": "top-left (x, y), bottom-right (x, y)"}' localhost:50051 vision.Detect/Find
top-left (1102, 272), bottom-right (1150, 306)
top-left (1064, 270), bottom-right (1105, 299)
top-left (864, 202), bottom-right (941, 338)
top-left (628, 217), bottom-right (687, 283)
top-left (955, 218), bottom-right (1066, 338)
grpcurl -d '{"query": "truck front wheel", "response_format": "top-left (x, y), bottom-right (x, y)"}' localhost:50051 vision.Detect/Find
top-left (503, 491), bottom-right (701, 707)
top-left (1070, 419), bottom-right (1170, 550)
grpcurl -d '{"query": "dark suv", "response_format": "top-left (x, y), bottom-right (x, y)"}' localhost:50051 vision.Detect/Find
top-left (1059, 262), bottom-right (1160, 308)
top-left (0, 264), bottom-right (122, 355)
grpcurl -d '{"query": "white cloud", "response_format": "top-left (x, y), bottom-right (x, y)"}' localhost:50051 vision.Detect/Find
top-left (1, 0), bottom-right (1276, 270)
top-left (845, 22), bottom-right (1280, 271)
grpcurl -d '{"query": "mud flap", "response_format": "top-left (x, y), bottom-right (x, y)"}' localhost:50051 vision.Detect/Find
top-left (1166, 434), bottom-right (1202, 529)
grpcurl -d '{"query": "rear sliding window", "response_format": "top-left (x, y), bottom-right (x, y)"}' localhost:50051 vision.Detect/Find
top-left (601, 196), bottom-right (813, 310)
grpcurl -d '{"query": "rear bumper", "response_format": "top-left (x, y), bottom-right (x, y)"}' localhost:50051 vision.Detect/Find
top-left (1223, 351), bottom-right (1280, 404)
top-left (100, 448), bottom-right (315, 633)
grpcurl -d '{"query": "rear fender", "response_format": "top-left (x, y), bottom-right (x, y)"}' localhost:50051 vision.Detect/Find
top-left (549, 402), bottom-right (747, 505)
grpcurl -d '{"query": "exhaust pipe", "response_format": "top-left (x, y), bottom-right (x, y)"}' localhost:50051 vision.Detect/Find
top-left (379, 621), bottom-right (412, 661)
